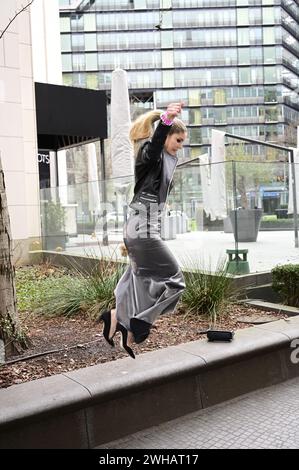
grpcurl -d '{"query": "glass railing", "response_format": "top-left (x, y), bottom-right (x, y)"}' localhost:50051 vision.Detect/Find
top-left (39, 153), bottom-right (299, 274)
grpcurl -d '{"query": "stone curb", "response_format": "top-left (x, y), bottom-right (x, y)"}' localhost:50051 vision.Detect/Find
top-left (0, 317), bottom-right (299, 449)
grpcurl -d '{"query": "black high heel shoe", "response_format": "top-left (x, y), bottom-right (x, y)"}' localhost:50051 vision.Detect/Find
top-left (116, 322), bottom-right (135, 359)
top-left (99, 310), bottom-right (116, 347)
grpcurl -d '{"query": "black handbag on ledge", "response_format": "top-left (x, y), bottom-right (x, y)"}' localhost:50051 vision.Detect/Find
top-left (206, 330), bottom-right (234, 342)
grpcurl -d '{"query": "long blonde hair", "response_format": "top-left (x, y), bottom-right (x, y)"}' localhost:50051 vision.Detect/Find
top-left (130, 110), bottom-right (187, 152)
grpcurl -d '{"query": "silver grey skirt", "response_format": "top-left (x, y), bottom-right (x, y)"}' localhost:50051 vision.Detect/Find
top-left (114, 211), bottom-right (185, 332)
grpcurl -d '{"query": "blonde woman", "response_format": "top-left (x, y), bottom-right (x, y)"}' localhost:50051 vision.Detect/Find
top-left (100, 103), bottom-right (187, 358)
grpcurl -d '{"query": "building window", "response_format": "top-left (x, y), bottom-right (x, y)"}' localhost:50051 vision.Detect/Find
top-left (63, 73), bottom-right (73, 86)
top-left (162, 11), bottom-right (173, 28)
top-left (189, 109), bottom-right (201, 125)
top-left (238, 48), bottom-right (250, 64)
top-left (62, 54), bottom-right (72, 72)
top-left (72, 73), bottom-right (86, 87)
top-left (213, 89), bottom-right (227, 105)
top-left (181, 108), bottom-right (189, 124)
top-left (189, 89), bottom-right (201, 106)
top-left (239, 67), bottom-right (251, 84)
top-left (85, 53), bottom-right (98, 71)
top-left (264, 46), bottom-right (276, 63)
top-left (162, 70), bottom-right (174, 88)
top-left (60, 16), bottom-right (71, 32)
top-left (73, 54), bottom-right (85, 71)
top-left (251, 66), bottom-right (263, 83)
top-left (250, 47), bottom-right (263, 64)
top-left (264, 86), bottom-right (277, 103)
top-left (264, 66), bottom-right (277, 83)
top-left (265, 106), bottom-right (278, 121)
top-left (238, 28), bottom-right (249, 45)
top-left (61, 34), bottom-right (71, 52)
top-left (71, 14), bottom-right (84, 32)
top-left (161, 31), bottom-right (173, 48)
top-left (189, 128), bottom-right (202, 145)
top-left (84, 14), bottom-right (96, 31)
top-left (161, 0), bottom-right (172, 7)
top-left (263, 26), bottom-right (275, 44)
top-left (262, 7), bottom-right (276, 24)
top-left (72, 34), bottom-right (84, 51)
top-left (250, 27), bottom-right (263, 45)
top-left (134, 0), bottom-right (147, 8)
top-left (85, 33), bottom-right (97, 51)
top-left (249, 7), bottom-right (262, 25)
top-left (237, 8), bottom-right (249, 26)
top-left (86, 73), bottom-right (98, 89)
top-left (162, 50), bottom-right (174, 68)
top-left (265, 124), bottom-right (278, 140)
top-left (99, 72), bottom-right (111, 86)
top-left (214, 108), bottom-right (227, 124)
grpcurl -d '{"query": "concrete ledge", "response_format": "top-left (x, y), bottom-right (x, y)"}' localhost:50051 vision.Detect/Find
top-left (30, 251), bottom-right (273, 290)
top-left (1, 317), bottom-right (299, 449)
top-left (245, 299), bottom-right (299, 317)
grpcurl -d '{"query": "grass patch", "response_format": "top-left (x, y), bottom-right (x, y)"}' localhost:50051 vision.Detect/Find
top-left (16, 264), bottom-right (68, 313)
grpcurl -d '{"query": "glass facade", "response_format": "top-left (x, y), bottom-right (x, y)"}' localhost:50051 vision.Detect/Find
top-left (60, 0), bottom-right (299, 155)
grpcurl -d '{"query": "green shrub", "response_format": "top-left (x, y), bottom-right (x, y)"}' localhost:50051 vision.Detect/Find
top-left (42, 201), bottom-right (66, 235)
top-left (179, 256), bottom-right (238, 326)
top-left (262, 215), bottom-right (277, 222)
top-left (261, 218), bottom-right (293, 225)
top-left (272, 264), bottom-right (299, 307)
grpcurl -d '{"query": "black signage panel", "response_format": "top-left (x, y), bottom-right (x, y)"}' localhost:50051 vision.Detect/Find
top-left (38, 150), bottom-right (50, 189)
top-left (35, 82), bottom-right (107, 150)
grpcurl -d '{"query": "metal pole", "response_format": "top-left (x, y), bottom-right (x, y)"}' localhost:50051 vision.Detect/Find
top-left (100, 138), bottom-right (108, 246)
top-left (289, 148), bottom-right (299, 248)
top-left (176, 156), bottom-right (200, 168)
top-left (225, 132), bottom-right (291, 153)
top-left (232, 161), bottom-right (239, 259)
top-left (54, 150), bottom-right (59, 205)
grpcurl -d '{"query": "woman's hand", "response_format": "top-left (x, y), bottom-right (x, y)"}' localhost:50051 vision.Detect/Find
top-left (165, 102), bottom-right (184, 121)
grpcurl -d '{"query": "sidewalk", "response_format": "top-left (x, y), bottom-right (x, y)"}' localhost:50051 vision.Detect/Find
top-left (0, 316), bottom-right (299, 449)
top-left (98, 377), bottom-right (299, 449)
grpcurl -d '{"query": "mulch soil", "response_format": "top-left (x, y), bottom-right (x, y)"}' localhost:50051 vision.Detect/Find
top-left (0, 304), bottom-right (287, 389)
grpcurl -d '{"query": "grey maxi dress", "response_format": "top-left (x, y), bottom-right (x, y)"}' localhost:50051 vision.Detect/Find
top-left (114, 139), bottom-right (186, 342)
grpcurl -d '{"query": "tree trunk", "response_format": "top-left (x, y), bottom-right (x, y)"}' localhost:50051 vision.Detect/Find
top-left (0, 158), bottom-right (29, 357)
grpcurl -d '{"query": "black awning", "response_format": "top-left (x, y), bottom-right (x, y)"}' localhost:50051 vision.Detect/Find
top-left (35, 82), bottom-right (107, 151)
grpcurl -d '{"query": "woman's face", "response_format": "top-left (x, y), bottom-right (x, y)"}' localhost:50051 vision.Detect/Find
top-left (164, 132), bottom-right (187, 156)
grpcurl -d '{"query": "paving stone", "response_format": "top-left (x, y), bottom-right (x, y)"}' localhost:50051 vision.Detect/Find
top-left (97, 377), bottom-right (299, 449)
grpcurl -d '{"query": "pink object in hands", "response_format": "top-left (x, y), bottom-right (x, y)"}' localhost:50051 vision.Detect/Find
top-left (160, 112), bottom-right (174, 126)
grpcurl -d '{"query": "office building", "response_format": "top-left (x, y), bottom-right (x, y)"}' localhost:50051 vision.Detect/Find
top-left (59, 0), bottom-right (299, 158)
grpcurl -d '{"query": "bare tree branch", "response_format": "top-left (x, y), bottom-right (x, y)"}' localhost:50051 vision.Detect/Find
top-left (0, 0), bottom-right (35, 40)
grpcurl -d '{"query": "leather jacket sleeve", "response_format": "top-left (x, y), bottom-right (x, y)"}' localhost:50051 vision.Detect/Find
top-left (136, 120), bottom-right (171, 168)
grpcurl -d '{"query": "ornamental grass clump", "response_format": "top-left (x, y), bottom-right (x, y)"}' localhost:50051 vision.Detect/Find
top-left (179, 255), bottom-right (238, 326)
top-left (33, 248), bottom-right (126, 318)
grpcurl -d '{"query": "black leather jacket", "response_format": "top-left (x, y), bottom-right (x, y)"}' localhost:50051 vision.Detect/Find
top-left (129, 120), bottom-right (177, 213)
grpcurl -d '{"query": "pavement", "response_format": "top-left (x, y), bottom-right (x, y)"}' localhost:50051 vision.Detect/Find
top-left (0, 315), bottom-right (299, 449)
top-left (63, 229), bottom-right (299, 274)
top-left (98, 376), bottom-right (299, 449)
